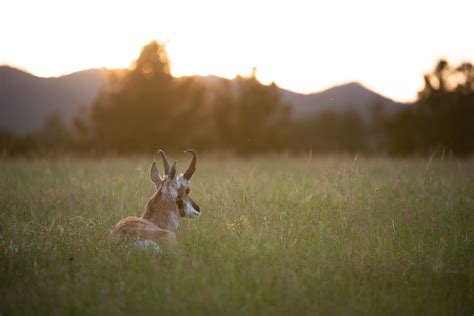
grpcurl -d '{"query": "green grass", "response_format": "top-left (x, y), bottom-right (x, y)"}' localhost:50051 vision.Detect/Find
top-left (1, 156), bottom-right (473, 315)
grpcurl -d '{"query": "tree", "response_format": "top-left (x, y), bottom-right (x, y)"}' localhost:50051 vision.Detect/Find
top-left (385, 60), bottom-right (474, 156)
top-left (36, 114), bottom-right (71, 150)
top-left (85, 41), bottom-right (207, 153)
top-left (211, 70), bottom-right (291, 154)
top-left (293, 109), bottom-right (368, 154)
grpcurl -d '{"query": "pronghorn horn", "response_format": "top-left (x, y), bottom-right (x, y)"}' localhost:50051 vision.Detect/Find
top-left (169, 160), bottom-right (177, 179)
top-left (157, 149), bottom-right (170, 176)
top-left (183, 149), bottom-right (197, 180)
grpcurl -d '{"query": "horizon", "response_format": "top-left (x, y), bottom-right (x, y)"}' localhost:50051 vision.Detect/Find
top-left (1, 64), bottom-right (400, 101)
top-left (1, 0), bottom-right (473, 103)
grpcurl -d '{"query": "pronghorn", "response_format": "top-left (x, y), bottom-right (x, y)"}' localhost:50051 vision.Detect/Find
top-left (110, 150), bottom-right (201, 249)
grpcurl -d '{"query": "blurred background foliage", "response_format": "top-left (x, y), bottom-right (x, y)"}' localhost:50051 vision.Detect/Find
top-left (1, 41), bottom-right (473, 157)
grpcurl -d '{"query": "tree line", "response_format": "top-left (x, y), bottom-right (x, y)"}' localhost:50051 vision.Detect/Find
top-left (1, 41), bottom-right (473, 157)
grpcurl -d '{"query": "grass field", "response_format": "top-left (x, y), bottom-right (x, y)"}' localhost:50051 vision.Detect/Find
top-left (1, 155), bottom-right (473, 315)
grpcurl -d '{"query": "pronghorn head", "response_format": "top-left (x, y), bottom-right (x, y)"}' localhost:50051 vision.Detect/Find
top-left (150, 149), bottom-right (201, 219)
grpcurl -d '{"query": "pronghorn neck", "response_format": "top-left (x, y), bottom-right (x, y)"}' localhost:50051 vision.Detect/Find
top-left (142, 191), bottom-right (180, 232)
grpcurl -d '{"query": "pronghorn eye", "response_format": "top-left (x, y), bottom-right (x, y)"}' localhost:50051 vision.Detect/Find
top-left (185, 188), bottom-right (190, 194)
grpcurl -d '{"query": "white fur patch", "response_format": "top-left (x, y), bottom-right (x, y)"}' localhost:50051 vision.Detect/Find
top-left (177, 175), bottom-right (189, 188)
top-left (170, 186), bottom-right (178, 199)
top-left (135, 239), bottom-right (161, 253)
top-left (170, 212), bottom-right (180, 230)
top-left (161, 182), bottom-right (178, 199)
top-left (183, 199), bottom-right (200, 218)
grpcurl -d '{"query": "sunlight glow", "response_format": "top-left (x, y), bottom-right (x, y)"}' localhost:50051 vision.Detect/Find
top-left (1, 0), bottom-right (473, 102)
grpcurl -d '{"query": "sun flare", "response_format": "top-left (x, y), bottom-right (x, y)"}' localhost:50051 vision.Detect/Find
top-left (1, 0), bottom-right (473, 102)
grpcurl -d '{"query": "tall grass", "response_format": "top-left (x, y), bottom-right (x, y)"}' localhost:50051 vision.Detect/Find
top-left (1, 156), bottom-right (473, 315)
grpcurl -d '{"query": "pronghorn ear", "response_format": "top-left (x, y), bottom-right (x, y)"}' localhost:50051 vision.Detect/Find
top-left (150, 162), bottom-right (162, 185)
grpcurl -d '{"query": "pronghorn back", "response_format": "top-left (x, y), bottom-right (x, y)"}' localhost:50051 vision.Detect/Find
top-left (110, 216), bottom-right (174, 241)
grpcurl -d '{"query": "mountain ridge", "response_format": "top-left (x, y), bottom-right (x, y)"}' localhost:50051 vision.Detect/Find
top-left (0, 66), bottom-right (408, 134)
top-left (0, 66), bottom-right (105, 134)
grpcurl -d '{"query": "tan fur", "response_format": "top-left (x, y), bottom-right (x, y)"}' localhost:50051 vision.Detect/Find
top-left (142, 190), bottom-right (181, 231)
top-left (110, 188), bottom-right (180, 243)
top-left (109, 216), bottom-right (175, 241)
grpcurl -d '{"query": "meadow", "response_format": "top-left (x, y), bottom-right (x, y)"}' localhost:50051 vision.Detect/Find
top-left (0, 155), bottom-right (473, 315)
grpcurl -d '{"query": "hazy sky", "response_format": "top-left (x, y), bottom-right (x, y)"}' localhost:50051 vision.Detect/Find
top-left (1, 0), bottom-right (472, 102)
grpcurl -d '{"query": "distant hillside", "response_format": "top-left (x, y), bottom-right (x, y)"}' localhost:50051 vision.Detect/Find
top-left (0, 66), bottom-right (104, 134)
top-left (280, 82), bottom-right (407, 119)
top-left (192, 75), bottom-right (407, 119)
top-left (0, 66), bottom-right (408, 135)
